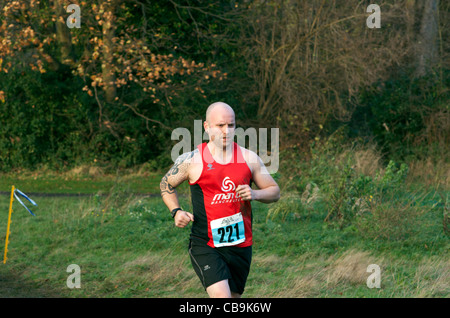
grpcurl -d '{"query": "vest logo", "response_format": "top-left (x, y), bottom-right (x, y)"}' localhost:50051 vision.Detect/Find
top-left (221, 177), bottom-right (235, 192)
top-left (211, 177), bottom-right (242, 205)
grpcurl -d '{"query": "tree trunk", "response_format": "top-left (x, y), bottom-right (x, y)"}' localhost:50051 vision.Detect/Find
top-left (54, 0), bottom-right (75, 66)
top-left (414, 0), bottom-right (440, 78)
top-left (102, 3), bottom-right (117, 103)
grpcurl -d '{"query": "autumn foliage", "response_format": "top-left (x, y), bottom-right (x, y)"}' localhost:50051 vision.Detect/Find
top-left (0, 0), bottom-right (448, 170)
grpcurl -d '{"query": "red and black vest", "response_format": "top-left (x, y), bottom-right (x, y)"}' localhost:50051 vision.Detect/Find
top-left (189, 142), bottom-right (253, 248)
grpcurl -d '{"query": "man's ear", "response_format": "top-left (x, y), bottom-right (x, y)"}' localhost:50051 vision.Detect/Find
top-left (204, 121), bottom-right (209, 134)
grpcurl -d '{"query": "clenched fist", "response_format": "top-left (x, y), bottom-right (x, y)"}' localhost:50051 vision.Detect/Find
top-left (174, 210), bottom-right (194, 228)
top-left (236, 184), bottom-right (254, 201)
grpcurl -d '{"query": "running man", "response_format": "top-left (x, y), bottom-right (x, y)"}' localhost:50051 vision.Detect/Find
top-left (160, 102), bottom-right (280, 298)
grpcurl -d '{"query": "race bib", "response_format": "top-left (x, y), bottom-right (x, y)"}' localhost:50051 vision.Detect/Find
top-left (210, 212), bottom-right (245, 247)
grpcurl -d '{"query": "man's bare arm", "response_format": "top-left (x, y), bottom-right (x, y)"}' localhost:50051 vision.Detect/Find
top-left (236, 151), bottom-right (280, 203)
top-left (160, 150), bottom-right (198, 227)
top-left (160, 150), bottom-right (196, 197)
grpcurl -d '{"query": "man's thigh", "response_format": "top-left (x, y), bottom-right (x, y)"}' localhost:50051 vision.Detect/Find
top-left (188, 238), bottom-right (231, 290)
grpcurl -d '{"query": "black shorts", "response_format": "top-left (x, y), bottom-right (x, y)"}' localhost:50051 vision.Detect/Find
top-left (188, 237), bottom-right (252, 295)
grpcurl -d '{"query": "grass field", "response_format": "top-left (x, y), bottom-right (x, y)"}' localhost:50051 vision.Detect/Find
top-left (0, 167), bottom-right (448, 298)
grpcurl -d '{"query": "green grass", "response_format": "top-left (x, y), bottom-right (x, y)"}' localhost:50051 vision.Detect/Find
top-left (0, 171), bottom-right (448, 297)
top-left (0, 171), bottom-right (165, 195)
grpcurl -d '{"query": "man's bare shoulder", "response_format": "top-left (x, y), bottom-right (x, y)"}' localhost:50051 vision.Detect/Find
top-left (190, 147), bottom-right (202, 165)
top-left (165, 148), bottom-right (200, 179)
top-left (175, 148), bottom-right (199, 165)
top-left (160, 148), bottom-right (200, 195)
top-left (238, 146), bottom-right (261, 167)
top-left (179, 148), bottom-right (202, 174)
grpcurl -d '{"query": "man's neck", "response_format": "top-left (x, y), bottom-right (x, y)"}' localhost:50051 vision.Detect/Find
top-left (207, 141), bottom-right (233, 164)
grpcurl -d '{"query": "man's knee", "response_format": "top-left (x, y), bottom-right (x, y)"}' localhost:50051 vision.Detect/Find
top-left (207, 280), bottom-right (232, 298)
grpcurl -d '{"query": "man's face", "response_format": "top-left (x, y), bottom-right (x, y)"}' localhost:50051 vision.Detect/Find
top-left (205, 107), bottom-right (235, 149)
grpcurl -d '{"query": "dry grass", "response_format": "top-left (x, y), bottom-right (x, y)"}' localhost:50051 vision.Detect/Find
top-left (249, 250), bottom-right (385, 297)
top-left (413, 258), bottom-right (450, 297)
top-left (67, 165), bottom-right (105, 178)
top-left (250, 249), bottom-right (449, 298)
top-left (408, 157), bottom-right (450, 189)
top-left (334, 143), bottom-right (449, 191)
top-left (249, 253), bottom-right (323, 298)
top-left (117, 251), bottom-right (200, 297)
top-left (325, 249), bottom-right (381, 288)
top-left (353, 146), bottom-right (383, 177)
top-left (334, 143), bottom-right (383, 178)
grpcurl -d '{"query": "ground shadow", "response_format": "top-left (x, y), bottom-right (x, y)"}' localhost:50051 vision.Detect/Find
top-left (0, 266), bottom-right (64, 298)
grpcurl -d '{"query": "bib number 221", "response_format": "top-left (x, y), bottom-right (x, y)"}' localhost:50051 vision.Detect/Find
top-left (211, 213), bottom-right (245, 247)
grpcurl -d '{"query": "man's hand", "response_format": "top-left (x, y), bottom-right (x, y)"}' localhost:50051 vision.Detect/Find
top-left (174, 211), bottom-right (194, 228)
top-left (236, 184), bottom-right (254, 201)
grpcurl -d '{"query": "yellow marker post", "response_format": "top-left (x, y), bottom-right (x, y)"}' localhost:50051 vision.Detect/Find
top-left (3, 185), bottom-right (15, 264)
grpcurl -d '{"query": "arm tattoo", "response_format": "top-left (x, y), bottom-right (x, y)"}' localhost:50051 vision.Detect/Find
top-left (160, 149), bottom-right (198, 197)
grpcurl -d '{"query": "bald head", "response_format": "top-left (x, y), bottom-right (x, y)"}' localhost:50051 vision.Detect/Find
top-left (206, 102), bottom-right (235, 124)
top-left (204, 102), bottom-right (236, 148)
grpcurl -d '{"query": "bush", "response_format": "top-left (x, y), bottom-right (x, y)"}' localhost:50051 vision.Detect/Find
top-left (352, 70), bottom-right (450, 162)
top-left (354, 191), bottom-right (424, 241)
top-left (271, 131), bottom-right (445, 241)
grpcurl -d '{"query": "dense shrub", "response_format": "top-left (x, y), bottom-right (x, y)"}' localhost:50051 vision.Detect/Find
top-left (350, 70), bottom-right (450, 161)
